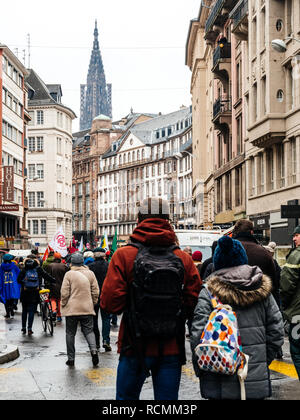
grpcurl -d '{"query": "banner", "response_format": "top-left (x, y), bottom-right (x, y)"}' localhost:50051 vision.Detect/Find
top-left (49, 226), bottom-right (68, 257)
top-left (78, 236), bottom-right (84, 252)
top-left (100, 231), bottom-right (109, 251)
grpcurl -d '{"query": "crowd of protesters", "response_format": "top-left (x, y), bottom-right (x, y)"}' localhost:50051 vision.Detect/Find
top-left (0, 198), bottom-right (299, 400)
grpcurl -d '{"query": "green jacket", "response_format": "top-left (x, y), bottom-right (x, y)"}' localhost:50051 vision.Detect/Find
top-left (280, 246), bottom-right (300, 323)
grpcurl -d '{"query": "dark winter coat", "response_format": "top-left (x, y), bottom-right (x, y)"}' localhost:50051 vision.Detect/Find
top-left (233, 233), bottom-right (277, 299)
top-left (191, 265), bottom-right (284, 400)
top-left (101, 218), bottom-right (202, 359)
top-left (17, 258), bottom-right (56, 305)
top-left (88, 258), bottom-right (109, 302)
top-left (47, 259), bottom-right (69, 299)
top-left (280, 246), bottom-right (300, 323)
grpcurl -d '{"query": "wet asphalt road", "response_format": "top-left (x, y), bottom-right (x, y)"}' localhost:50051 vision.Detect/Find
top-left (0, 305), bottom-right (299, 401)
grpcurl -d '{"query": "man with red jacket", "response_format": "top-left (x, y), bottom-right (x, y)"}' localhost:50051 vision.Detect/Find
top-left (100, 198), bottom-right (202, 400)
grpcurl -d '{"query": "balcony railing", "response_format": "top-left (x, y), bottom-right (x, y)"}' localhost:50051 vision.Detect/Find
top-left (231, 0), bottom-right (248, 30)
top-left (213, 43), bottom-right (231, 68)
top-left (205, 0), bottom-right (226, 33)
top-left (213, 97), bottom-right (232, 119)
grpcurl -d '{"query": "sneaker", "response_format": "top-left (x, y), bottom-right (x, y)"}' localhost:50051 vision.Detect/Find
top-left (28, 330), bottom-right (34, 336)
top-left (91, 350), bottom-right (99, 367)
top-left (66, 360), bottom-right (74, 367)
top-left (57, 316), bottom-right (62, 322)
top-left (4, 314), bottom-right (10, 319)
top-left (21, 328), bottom-right (26, 335)
top-left (103, 342), bottom-right (112, 352)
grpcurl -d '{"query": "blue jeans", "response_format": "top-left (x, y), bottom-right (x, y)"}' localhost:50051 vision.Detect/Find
top-left (116, 355), bottom-right (182, 400)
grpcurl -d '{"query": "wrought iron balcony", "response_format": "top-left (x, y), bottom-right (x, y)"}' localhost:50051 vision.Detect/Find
top-left (205, 0), bottom-right (226, 34)
top-left (213, 97), bottom-right (232, 120)
top-left (230, 0), bottom-right (248, 40)
top-left (212, 43), bottom-right (231, 69)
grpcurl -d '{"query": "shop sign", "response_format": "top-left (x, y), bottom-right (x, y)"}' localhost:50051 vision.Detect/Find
top-left (3, 166), bottom-right (14, 202)
top-left (0, 204), bottom-right (19, 212)
top-left (250, 215), bottom-right (270, 230)
top-left (281, 205), bottom-right (300, 219)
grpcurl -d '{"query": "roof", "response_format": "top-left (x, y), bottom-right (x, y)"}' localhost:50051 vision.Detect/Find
top-left (25, 69), bottom-right (76, 118)
top-left (93, 114), bottom-right (111, 121)
top-left (102, 106), bottom-right (192, 158)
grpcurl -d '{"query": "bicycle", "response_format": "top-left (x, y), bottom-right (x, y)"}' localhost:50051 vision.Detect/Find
top-left (39, 289), bottom-right (54, 336)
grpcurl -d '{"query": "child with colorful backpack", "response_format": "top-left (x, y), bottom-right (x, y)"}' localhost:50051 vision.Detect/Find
top-left (190, 235), bottom-right (284, 400)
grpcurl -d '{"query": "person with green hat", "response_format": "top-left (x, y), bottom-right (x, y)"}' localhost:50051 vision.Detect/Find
top-left (280, 225), bottom-right (300, 379)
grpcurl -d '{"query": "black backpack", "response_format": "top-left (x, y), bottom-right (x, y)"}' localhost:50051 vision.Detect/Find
top-left (126, 243), bottom-right (185, 342)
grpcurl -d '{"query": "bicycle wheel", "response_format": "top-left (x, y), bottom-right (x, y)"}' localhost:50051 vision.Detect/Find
top-left (40, 302), bottom-right (47, 332)
top-left (45, 302), bottom-right (54, 336)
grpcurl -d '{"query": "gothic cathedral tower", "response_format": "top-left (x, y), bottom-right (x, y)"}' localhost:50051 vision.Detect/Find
top-left (80, 20), bottom-right (112, 130)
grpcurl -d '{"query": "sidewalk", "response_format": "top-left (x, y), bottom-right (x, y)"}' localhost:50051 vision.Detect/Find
top-left (0, 312), bottom-right (19, 364)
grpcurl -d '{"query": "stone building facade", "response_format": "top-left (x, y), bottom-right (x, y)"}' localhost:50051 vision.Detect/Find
top-left (26, 69), bottom-right (76, 249)
top-left (97, 107), bottom-right (194, 242)
top-left (0, 44), bottom-right (30, 249)
top-left (186, 0), bottom-right (300, 245)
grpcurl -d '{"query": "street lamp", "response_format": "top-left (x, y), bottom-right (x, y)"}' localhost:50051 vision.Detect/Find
top-left (271, 37), bottom-right (300, 53)
top-left (174, 151), bottom-right (195, 159)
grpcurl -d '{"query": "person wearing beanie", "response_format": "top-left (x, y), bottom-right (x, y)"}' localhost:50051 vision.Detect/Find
top-left (47, 252), bottom-right (69, 323)
top-left (100, 197), bottom-right (201, 400)
top-left (280, 225), bottom-right (300, 379)
top-left (60, 252), bottom-right (100, 367)
top-left (191, 235), bottom-right (284, 400)
top-left (83, 251), bottom-right (95, 266)
top-left (88, 248), bottom-right (110, 351)
top-left (232, 219), bottom-right (277, 300)
top-left (192, 251), bottom-right (203, 274)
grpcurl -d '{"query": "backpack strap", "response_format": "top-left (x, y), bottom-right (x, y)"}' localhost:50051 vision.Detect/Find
top-left (205, 285), bottom-right (223, 309)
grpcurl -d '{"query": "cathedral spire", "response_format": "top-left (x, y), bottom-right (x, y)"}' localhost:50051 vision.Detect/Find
top-left (93, 19), bottom-right (99, 50)
top-left (80, 19), bottom-right (112, 130)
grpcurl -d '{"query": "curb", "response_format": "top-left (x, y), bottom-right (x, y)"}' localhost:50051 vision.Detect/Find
top-left (0, 344), bottom-right (19, 364)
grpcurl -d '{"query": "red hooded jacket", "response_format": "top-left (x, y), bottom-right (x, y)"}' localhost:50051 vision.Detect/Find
top-left (100, 218), bottom-right (202, 359)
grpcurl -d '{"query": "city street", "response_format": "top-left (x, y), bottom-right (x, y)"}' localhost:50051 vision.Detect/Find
top-left (0, 305), bottom-right (299, 401)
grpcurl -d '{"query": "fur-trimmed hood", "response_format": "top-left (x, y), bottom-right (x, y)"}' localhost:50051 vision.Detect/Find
top-left (206, 265), bottom-right (273, 307)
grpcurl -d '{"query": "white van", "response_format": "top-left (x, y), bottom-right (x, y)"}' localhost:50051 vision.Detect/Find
top-left (9, 249), bottom-right (34, 259)
top-left (174, 229), bottom-right (223, 261)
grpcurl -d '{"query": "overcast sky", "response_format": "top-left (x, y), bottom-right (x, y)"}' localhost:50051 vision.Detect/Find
top-left (2, 0), bottom-right (200, 132)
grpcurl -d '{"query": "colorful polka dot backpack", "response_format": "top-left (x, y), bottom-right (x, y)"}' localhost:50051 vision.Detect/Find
top-left (195, 288), bottom-right (249, 400)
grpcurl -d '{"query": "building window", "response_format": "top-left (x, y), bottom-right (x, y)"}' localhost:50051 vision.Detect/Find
top-left (37, 111), bottom-right (44, 125)
top-left (258, 152), bottom-right (264, 194)
top-left (41, 220), bottom-right (47, 235)
top-left (36, 164), bottom-right (44, 179)
top-left (266, 148), bottom-right (274, 191)
top-left (33, 220), bottom-right (39, 235)
top-left (28, 137), bottom-right (35, 152)
top-left (37, 191), bottom-right (44, 208)
top-left (225, 173), bottom-right (232, 210)
top-left (37, 137), bottom-right (44, 152)
top-left (237, 116), bottom-right (243, 155)
top-left (278, 143), bottom-right (285, 188)
top-left (291, 138), bottom-right (297, 184)
top-left (277, 89), bottom-right (284, 102)
top-left (28, 192), bottom-right (35, 208)
top-left (235, 167), bottom-right (243, 207)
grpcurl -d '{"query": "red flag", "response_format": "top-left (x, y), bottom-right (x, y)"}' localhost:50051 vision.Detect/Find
top-left (43, 247), bottom-right (49, 262)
